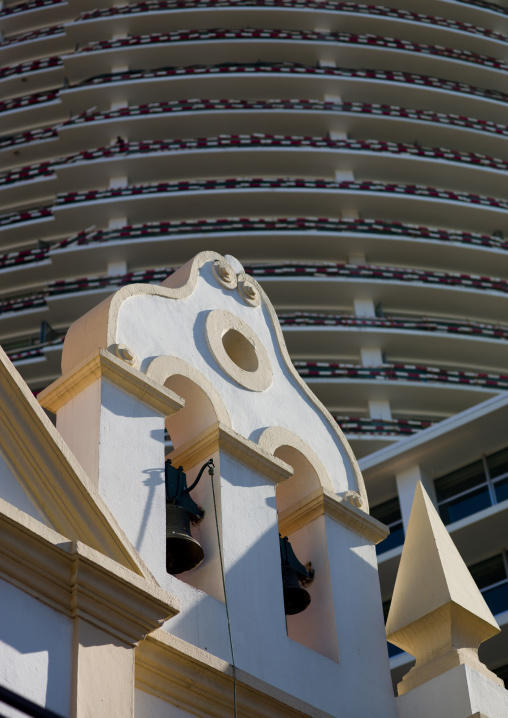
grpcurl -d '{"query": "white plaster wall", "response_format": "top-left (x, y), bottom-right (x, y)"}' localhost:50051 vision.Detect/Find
top-left (116, 262), bottom-right (357, 495)
top-left (135, 688), bottom-right (195, 717)
top-left (326, 517), bottom-right (398, 718)
top-left (186, 453), bottom-right (343, 716)
top-left (96, 379), bottom-right (167, 581)
top-left (0, 578), bottom-right (72, 717)
top-left (0, 451), bottom-right (47, 525)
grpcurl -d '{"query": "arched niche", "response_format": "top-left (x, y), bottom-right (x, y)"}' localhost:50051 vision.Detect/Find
top-left (146, 355), bottom-right (231, 451)
top-left (146, 356), bottom-right (230, 601)
top-left (258, 427), bottom-right (339, 662)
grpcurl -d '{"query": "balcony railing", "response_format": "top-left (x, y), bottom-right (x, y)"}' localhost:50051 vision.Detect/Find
top-left (4, 262), bottom-right (508, 315)
top-left (75, 28), bottom-right (508, 75)
top-left (4, 135), bottom-right (508, 187)
top-left (0, 56), bottom-right (62, 80)
top-left (280, 313), bottom-right (508, 341)
top-left (296, 361), bottom-right (508, 390)
top-left (0, 90), bottom-right (59, 114)
top-left (48, 177), bottom-right (508, 211)
top-left (55, 218), bottom-right (506, 251)
top-left (333, 415), bottom-right (434, 436)
top-left (75, 0), bottom-right (508, 43)
top-left (59, 98), bottom-right (508, 139)
top-left (79, 63), bottom-right (508, 107)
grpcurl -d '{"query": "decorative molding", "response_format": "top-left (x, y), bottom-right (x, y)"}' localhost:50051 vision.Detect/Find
top-left (205, 309), bottom-right (273, 392)
top-left (136, 629), bottom-right (335, 718)
top-left (39, 349), bottom-right (184, 416)
top-left (278, 488), bottom-right (388, 544)
top-left (212, 258), bottom-right (237, 290)
top-left (0, 500), bottom-right (179, 646)
top-left (109, 343), bottom-right (138, 368)
top-left (0, 348), bottom-right (151, 577)
top-left (237, 272), bottom-right (261, 307)
top-left (170, 422), bottom-right (293, 484)
top-left (146, 354), bottom-right (232, 428)
top-left (257, 426), bottom-right (334, 493)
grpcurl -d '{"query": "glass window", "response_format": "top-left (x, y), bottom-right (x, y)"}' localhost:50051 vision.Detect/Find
top-left (435, 460), bottom-right (486, 502)
top-left (488, 447), bottom-right (508, 480)
top-left (469, 554), bottom-right (508, 617)
top-left (371, 498), bottom-right (404, 555)
top-left (434, 459), bottom-right (491, 525)
top-left (494, 477), bottom-right (508, 504)
top-left (438, 486), bottom-right (491, 525)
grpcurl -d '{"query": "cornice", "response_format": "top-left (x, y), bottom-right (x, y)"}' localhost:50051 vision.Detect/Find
top-left (0, 500), bottom-right (179, 646)
top-left (136, 629), bottom-right (335, 718)
top-left (169, 422), bottom-right (293, 484)
top-left (278, 488), bottom-right (389, 544)
top-left (38, 348), bottom-right (184, 415)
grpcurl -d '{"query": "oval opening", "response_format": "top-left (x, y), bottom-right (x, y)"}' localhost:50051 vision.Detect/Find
top-left (222, 328), bottom-right (259, 373)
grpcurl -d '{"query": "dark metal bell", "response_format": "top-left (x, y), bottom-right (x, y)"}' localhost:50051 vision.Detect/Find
top-left (279, 534), bottom-right (314, 616)
top-left (166, 503), bottom-right (204, 575)
top-left (282, 564), bottom-right (311, 615)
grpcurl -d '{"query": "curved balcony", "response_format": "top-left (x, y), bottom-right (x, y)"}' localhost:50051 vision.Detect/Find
top-left (3, 134), bottom-right (508, 209)
top-left (0, 25), bottom-right (68, 67)
top-left (63, 29), bottom-right (508, 93)
top-left (0, 0), bottom-right (70, 38)
top-left (297, 360), bottom-right (508, 390)
top-left (298, 361), bottom-right (503, 419)
top-left (67, 64), bottom-right (508, 127)
top-left (47, 178), bottom-right (508, 238)
top-left (334, 415), bottom-right (434, 435)
top-left (3, 217), bottom-right (508, 294)
top-left (57, 98), bottom-right (508, 153)
top-left (3, 259), bottom-right (508, 343)
top-left (0, 89), bottom-right (63, 136)
top-left (3, 171), bottom-right (508, 248)
top-left (73, 0), bottom-right (508, 38)
top-left (280, 312), bottom-right (508, 373)
top-left (279, 313), bottom-right (508, 340)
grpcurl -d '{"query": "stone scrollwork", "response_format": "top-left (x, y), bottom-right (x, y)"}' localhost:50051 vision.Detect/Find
top-left (212, 259), bottom-right (237, 290)
top-left (343, 490), bottom-right (364, 509)
top-left (237, 273), bottom-right (261, 307)
top-left (109, 343), bottom-right (138, 367)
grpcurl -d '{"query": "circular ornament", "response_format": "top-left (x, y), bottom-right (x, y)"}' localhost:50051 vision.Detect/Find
top-left (205, 310), bottom-right (272, 392)
top-left (212, 259), bottom-right (237, 290)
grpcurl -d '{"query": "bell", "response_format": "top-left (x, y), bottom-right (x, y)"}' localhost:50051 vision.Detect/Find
top-left (280, 534), bottom-right (314, 616)
top-left (282, 564), bottom-right (311, 615)
top-left (166, 502), bottom-right (204, 575)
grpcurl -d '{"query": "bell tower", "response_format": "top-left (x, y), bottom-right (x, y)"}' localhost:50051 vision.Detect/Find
top-left (39, 251), bottom-right (396, 717)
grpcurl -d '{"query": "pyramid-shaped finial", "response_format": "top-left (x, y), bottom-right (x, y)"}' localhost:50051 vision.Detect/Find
top-left (386, 482), bottom-right (502, 695)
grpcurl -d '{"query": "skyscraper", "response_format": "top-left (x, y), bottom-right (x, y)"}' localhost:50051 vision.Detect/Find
top-left (2, 0), bottom-right (508, 682)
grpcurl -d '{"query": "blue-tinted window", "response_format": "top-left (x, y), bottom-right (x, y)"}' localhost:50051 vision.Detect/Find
top-left (371, 497), bottom-right (404, 554)
top-left (469, 554), bottom-right (508, 617)
top-left (435, 459), bottom-right (491, 525)
top-left (435, 445), bottom-right (508, 526)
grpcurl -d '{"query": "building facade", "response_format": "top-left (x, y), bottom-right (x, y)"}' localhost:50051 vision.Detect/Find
top-left (1, 0), bottom-right (508, 685)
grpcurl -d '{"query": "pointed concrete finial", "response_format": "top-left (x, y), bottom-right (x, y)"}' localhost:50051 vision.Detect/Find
top-left (386, 482), bottom-right (502, 695)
